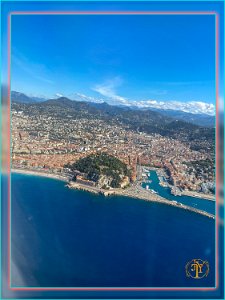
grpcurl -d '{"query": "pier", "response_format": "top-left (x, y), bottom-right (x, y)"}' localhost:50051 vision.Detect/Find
top-left (67, 180), bottom-right (215, 219)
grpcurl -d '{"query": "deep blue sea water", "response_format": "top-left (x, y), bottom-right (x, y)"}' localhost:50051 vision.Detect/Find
top-left (11, 173), bottom-right (215, 288)
top-left (142, 171), bottom-right (215, 215)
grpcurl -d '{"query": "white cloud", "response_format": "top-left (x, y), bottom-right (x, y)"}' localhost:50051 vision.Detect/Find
top-left (12, 51), bottom-right (54, 85)
top-left (51, 88), bottom-right (215, 115)
top-left (71, 92), bottom-right (104, 103)
top-left (92, 77), bottom-right (129, 105)
top-left (55, 93), bottom-right (63, 97)
top-left (130, 100), bottom-right (215, 115)
top-left (92, 78), bottom-right (215, 115)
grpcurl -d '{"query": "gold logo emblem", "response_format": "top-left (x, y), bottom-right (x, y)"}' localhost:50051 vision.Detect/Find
top-left (185, 259), bottom-right (209, 279)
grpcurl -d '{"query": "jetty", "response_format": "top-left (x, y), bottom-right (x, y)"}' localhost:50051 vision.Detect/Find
top-left (67, 181), bottom-right (215, 219)
top-left (12, 167), bottom-right (215, 220)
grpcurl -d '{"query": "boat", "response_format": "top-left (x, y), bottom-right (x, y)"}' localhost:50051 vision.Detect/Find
top-left (159, 182), bottom-right (167, 187)
top-left (150, 189), bottom-right (158, 194)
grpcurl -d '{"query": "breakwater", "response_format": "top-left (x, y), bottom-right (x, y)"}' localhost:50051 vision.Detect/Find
top-left (67, 181), bottom-right (215, 219)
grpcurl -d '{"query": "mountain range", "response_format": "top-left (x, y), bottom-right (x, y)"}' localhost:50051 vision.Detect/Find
top-left (11, 91), bottom-right (47, 103)
top-left (11, 91), bottom-right (215, 127)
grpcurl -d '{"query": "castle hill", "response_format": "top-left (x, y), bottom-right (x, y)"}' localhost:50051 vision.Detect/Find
top-left (11, 94), bottom-right (215, 218)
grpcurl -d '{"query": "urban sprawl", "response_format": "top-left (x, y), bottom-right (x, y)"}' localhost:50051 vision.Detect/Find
top-left (11, 100), bottom-right (214, 197)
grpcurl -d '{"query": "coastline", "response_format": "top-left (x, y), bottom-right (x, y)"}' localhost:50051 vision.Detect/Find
top-left (67, 182), bottom-right (215, 219)
top-left (11, 168), bottom-right (215, 220)
top-left (11, 168), bottom-right (70, 183)
top-left (181, 190), bottom-right (215, 201)
top-left (154, 169), bottom-right (215, 201)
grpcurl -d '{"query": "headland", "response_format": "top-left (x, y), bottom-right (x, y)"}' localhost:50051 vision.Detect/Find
top-left (66, 180), bottom-right (215, 219)
top-left (11, 167), bottom-right (215, 220)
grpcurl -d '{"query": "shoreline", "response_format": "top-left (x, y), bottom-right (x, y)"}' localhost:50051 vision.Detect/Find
top-left (67, 182), bottom-right (215, 219)
top-left (152, 169), bottom-right (215, 201)
top-left (12, 168), bottom-right (215, 220)
top-left (11, 168), bottom-right (70, 182)
top-left (181, 190), bottom-right (215, 201)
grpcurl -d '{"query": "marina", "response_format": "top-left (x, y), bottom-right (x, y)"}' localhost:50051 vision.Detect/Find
top-left (141, 169), bottom-right (215, 215)
top-left (11, 167), bottom-right (216, 218)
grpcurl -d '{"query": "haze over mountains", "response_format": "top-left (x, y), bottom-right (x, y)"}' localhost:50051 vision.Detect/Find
top-left (12, 91), bottom-right (215, 159)
top-left (11, 91), bottom-right (47, 103)
top-left (11, 91), bottom-right (215, 128)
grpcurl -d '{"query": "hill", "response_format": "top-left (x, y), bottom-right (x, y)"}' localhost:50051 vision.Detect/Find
top-left (147, 108), bottom-right (215, 127)
top-left (11, 91), bottom-right (215, 127)
top-left (11, 91), bottom-right (46, 103)
top-left (67, 153), bottom-right (131, 189)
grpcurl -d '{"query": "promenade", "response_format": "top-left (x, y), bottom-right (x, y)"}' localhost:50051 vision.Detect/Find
top-left (11, 168), bottom-right (71, 182)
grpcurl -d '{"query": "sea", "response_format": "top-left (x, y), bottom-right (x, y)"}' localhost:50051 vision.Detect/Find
top-left (142, 171), bottom-right (215, 215)
top-left (11, 173), bottom-right (215, 288)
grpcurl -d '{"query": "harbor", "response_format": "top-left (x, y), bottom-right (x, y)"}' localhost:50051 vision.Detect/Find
top-left (141, 168), bottom-right (215, 215)
top-left (66, 166), bottom-right (215, 219)
top-left (11, 172), bottom-right (216, 288)
top-left (12, 166), bottom-right (215, 218)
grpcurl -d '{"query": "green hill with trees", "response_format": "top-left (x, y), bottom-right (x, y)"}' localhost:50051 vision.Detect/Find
top-left (67, 153), bottom-right (131, 188)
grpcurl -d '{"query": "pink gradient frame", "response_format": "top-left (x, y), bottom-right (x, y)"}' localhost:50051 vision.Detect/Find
top-left (7, 10), bottom-right (220, 293)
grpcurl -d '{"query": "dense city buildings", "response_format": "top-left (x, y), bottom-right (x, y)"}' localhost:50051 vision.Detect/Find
top-left (11, 98), bottom-right (215, 195)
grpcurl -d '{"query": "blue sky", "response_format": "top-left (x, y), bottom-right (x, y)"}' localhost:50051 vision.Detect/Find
top-left (1, 0), bottom-right (222, 114)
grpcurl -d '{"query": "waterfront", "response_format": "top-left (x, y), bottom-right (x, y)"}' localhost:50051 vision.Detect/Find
top-left (11, 173), bottom-right (215, 288)
top-left (11, 168), bottom-right (70, 182)
top-left (11, 168), bottom-right (215, 218)
top-left (142, 171), bottom-right (215, 215)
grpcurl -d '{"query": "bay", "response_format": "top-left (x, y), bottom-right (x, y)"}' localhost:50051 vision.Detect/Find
top-left (11, 173), bottom-right (215, 288)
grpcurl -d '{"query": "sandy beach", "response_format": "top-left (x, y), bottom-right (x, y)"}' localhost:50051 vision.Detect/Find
top-left (11, 168), bottom-right (70, 182)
